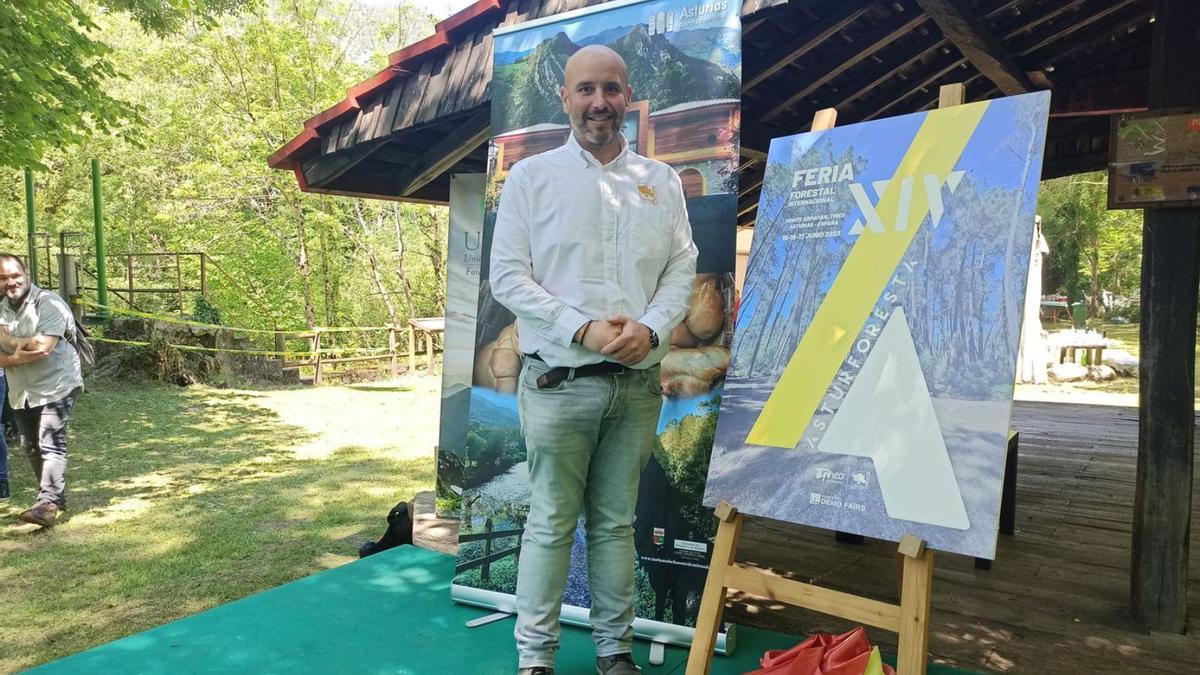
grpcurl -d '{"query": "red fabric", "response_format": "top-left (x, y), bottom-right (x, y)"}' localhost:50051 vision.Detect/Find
top-left (743, 627), bottom-right (896, 675)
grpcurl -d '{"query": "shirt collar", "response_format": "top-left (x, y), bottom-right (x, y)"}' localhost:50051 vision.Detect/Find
top-left (565, 131), bottom-right (629, 169)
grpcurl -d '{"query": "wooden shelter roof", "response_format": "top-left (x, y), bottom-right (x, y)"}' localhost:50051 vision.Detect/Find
top-left (269, 0), bottom-right (1154, 224)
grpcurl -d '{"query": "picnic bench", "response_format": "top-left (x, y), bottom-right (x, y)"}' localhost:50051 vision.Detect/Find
top-left (408, 317), bottom-right (445, 374)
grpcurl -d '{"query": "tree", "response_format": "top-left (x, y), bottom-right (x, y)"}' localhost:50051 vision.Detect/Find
top-left (1, 0), bottom-right (446, 338)
top-left (0, 0), bottom-right (248, 171)
top-left (1038, 172), bottom-right (1142, 313)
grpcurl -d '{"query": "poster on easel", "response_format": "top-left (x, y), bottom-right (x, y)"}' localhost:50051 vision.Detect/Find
top-left (704, 91), bottom-right (1050, 559)
top-left (447, 0), bottom-right (741, 648)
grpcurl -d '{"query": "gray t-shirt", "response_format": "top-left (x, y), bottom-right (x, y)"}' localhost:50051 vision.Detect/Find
top-left (0, 285), bottom-right (83, 408)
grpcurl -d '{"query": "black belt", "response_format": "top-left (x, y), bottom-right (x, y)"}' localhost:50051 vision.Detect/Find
top-left (526, 353), bottom-right (628, 389)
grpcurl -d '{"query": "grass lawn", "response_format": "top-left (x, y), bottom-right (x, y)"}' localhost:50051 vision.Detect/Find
top-left (0, 374), bottom-right (441, 672)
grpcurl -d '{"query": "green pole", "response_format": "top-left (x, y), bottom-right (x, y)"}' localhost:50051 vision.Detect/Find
top-left (24, 168), bottom-right (38, 284)
top-left (92, 159), bottom-right (108, 316)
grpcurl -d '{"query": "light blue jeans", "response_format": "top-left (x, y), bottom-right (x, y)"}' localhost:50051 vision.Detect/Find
top-left (514, 358), bottom-right (662, 669)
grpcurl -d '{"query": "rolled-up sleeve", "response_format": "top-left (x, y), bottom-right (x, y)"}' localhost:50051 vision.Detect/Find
top-left (489, 163), bottom-right (589, 347)
top-left (36, 294), bottom-right (71, 338)
top-left (638, 173), bottom-right (698, 338)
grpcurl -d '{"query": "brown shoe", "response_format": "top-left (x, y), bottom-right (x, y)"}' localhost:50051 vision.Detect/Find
top-left (20, 501), bottom-right (58, 527)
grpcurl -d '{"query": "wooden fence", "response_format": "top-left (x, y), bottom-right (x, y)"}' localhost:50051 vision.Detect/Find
top-left (454, 518), bottom-right (523, 582)
top-left (278, 318), bottom-right (444, 384)
top-left (58, 249), bottom-right (445, 384)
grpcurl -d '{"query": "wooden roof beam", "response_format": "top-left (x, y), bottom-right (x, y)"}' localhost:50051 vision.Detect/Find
top-left (860, 50), bottom-right (968, 120)
top-left (916, 0), bottom-right (1035, 94)
top-left (968, 5), bottom-right (1153, 104)
top-left (1012, 0), bottom-right (1141, 57)
top-left (999, 0), bottom-right (1089, 42)
top-left (763, 10), bottom-right (929, 120)
top-left (744, 0), bottom-right (877, 91)
top-left (740, 175), bottom-right (766, 199)
top-left (301, 139), bottom-right (386, 189)
top-left (395, 109), bottom-right (490, 198)
top-left (770, 0), bottom-right (1025, 127)
top-left (743, 0), bottom-right (793, 35)
top-left (740, 145), bottom-right (769, 162)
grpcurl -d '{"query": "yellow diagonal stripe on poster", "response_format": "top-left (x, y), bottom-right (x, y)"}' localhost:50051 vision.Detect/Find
top-left (746, 102), bottom-right (989, 448)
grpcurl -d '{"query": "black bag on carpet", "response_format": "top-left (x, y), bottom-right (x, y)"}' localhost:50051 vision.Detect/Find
top-left (358, 500), bottom-right (414, 558)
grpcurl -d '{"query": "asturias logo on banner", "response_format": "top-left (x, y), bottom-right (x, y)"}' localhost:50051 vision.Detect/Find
top-left (647, 1), bottom-right (729, 34)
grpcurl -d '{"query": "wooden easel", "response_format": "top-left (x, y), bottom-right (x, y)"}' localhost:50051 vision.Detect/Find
top-left (685, 501), bottom-right (933, 675)
top-left (688, 85), bottom-right (970, 674)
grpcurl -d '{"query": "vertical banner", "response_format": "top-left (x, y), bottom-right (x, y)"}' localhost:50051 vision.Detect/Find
top-left (449, 0), bottom-right (741, 648)
top-left (437, 174), bottom-right (487, 517)
top-left (705, 92), bottom-right (1051, 559)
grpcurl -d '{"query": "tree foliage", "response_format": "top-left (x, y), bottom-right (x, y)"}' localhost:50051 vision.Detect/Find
top-left (1, 2), bottom-right (449, 349)
top-left (0, 0), bottom-right (252, 171)
top-left (463, 421), bottom-right (526, 489)
top-left (656, 399), bottom-right (720, 539)
top-left (1038, 172), bottom-right (1142, 311)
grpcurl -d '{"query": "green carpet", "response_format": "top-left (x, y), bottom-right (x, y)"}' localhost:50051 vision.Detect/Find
top-left (31, 546), bottom-right (975, 674)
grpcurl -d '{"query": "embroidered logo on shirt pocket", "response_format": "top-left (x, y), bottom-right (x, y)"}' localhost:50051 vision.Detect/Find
top-left (638, 184), bottom-right (657, 204)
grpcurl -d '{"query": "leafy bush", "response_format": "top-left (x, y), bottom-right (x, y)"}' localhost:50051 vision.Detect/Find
top-left (454, 557), bottom-right (519, 595)
top-left (192, 294), bottom-right (222, 325)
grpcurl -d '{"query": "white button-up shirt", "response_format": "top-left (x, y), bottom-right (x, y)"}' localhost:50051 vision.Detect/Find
top-left (489, 133), bottom-right (698, 369)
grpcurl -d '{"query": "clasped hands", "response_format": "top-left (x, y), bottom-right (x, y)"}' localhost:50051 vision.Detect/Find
top-left (575, 315), bottom-right (652, 366)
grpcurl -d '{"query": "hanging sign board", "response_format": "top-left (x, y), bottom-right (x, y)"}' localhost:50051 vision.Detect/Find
top-left (1109, 107), bottom-right (1200, 209)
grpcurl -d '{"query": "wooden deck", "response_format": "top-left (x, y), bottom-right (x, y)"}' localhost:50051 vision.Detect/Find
top-left (729, 400), bottom-right (1200, 673)
top-left (415, 400), bottom-right (1200, 672)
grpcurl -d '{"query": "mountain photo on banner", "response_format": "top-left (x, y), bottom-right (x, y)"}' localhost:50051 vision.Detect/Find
top-left (491, 23), bottom-right (740, 136)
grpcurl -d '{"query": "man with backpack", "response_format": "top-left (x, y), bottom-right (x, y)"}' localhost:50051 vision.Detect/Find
top-left (0, 254), bottom-right (83, 528)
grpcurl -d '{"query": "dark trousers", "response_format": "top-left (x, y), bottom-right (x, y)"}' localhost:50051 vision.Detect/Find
top-left (0, 373), bottom-right (7, 482)
top-left (15, 387), bottom-right (80, 506)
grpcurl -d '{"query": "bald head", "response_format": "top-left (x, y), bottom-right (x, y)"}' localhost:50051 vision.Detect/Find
top-left (560, 45), bottom-right (633, 161)
top-left (563, 45), bottom-right (628, 89)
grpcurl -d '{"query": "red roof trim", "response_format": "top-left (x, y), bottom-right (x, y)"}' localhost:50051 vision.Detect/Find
top-left (306, 99), bottom-right (360, 132)
top-left (387, 32), bottom-right (451, 67)
top-left (347, 66), bottom-right (407, 104)
top-left (301, 183), bottom-right (449, 206)
top-left (440, 0), bottom-right (503, 37)
top-left (270, 0), bottom-right (505, 174)
top-left (268, 127), bottom-right (319, 170)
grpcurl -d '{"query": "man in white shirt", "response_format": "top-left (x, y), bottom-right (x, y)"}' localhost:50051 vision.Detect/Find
top-left (489, 45), bottom-right (697, 675)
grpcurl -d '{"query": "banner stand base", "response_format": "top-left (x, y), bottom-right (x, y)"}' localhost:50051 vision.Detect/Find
top-left (648, 641), bottom-right (667, 666)
top-left (466, 611), bottom-right (513, 629)
top-left (452, 584), bottom-right (734, 655)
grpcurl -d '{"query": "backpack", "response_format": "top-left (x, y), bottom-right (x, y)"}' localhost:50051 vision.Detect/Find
top-left (35, 290), bottom-right (95, 367)
top-left (358, 500), bottom-right (415, 558)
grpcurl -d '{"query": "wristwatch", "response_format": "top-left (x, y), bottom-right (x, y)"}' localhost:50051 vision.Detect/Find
top-left (647, 327), bottom-right (660, 350)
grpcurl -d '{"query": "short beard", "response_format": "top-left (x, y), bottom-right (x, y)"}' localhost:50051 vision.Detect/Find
top-left (570, 111), bottom-right (621, 149)
top-left (6, 285), bottom-right (28, 307)
top-left (581, 127), bottom-right (615, 146)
